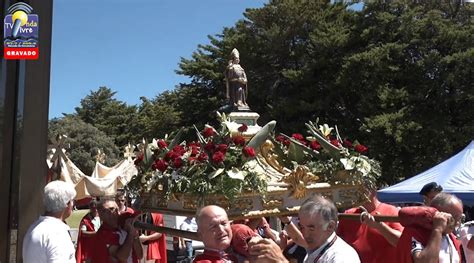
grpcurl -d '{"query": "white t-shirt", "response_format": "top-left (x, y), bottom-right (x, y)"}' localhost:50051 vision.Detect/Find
top-left (411, 235), bottom-right (460, 263)
top-left (22, 216), bottom-right (75, 263)
top-left (304, 232), bottom-right (360, 263)
top-left (460, 222), bottom-right (474, 263)
top-left (180, 218), bottom-right (198, 242)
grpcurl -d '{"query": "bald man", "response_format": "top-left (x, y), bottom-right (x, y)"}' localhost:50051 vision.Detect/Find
top-left (193, 205), bottom-right (236, 263)
top-left (397, 193), bottom-right (464, 263)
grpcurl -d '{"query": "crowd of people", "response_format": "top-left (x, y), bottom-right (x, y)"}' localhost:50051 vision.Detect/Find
top-left (22, 183), bottom-right (167, 263)
top-left (22, 181), bottom-right (474, 263)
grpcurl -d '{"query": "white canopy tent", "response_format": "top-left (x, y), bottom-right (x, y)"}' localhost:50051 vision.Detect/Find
top-left (53, 156), bottom-right (138, 200)
top-left (378, 141), bottom-right (474, 205)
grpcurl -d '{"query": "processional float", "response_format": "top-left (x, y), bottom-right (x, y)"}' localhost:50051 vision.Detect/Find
top-left (126, 48), bottom-right (388, 239)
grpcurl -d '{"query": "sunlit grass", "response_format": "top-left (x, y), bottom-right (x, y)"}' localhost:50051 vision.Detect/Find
top-left (66, 209), bottom-right (88, 229)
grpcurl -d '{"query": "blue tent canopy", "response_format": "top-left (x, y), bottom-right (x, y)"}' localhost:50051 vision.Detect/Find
top-left (378, 141), bottom-right (474, 205)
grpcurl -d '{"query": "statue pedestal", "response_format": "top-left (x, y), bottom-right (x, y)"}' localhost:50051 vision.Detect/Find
top-left (228, 111), bottom-right (261, 140)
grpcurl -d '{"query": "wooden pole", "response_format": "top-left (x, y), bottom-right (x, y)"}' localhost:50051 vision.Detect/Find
top-left (133, 213), bottom-right (400, 240)
top-left (134, 221), bottom-right (201, 241)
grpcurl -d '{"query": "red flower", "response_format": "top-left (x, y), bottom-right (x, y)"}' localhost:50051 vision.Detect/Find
top-left (238, 124), bottom-right (248, 132)
top-left (204, 142), bottom-right (215, 153)
top-left (190, 146), bottom-right (200, 156)
top-left (355, 144), bottom-right (368, 154)
top-left (197, 153), bottom-right (208, 162)
top-left (330, 139), bottom-right (341, 148)
top-left (134, 154), bottom-right (144, 165)
top-left (153, 159), bottom-right (167, 172)
top-left (343, 139), bottom-right (353, 148)
top-left (202, 127), bottom-right (216, 138)
top-left (291, 133), bottom-right (305, 141)
top-left (165, 151), bottom-right (180, 161)
top-left (216, 144), bottom-right (228, 153)
top-left (173, 158), bottom-right (183, 168)
top-left (212, 151), bottom-right (225, 164)
top-left (157, 139), bottom-right (167, 149)
top-left (242, 146), bottom-right (256, 158)
top-left (232, 136), bottom-right (246, 146)
top-left (310, 141), bottom-right (321, 151)
top-left (172, 145), bottom-right (186, 156)
top-left (276, 135), bottom-right (286, 142)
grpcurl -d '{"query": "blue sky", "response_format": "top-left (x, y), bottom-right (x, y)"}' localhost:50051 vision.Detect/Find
top-left (49, 0), bottom-right (268, 118)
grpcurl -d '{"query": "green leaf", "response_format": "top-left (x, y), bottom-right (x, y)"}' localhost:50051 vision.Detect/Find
top-left (167, 127), bottom-right (184, 150)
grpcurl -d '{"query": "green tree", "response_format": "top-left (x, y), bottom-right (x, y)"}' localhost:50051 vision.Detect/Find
top-left (48, 116), bottom-right (121, 175)
top-left (75, 86), bottom-right (139, 147)
top-left (336, 1), bottom-right (473, 183)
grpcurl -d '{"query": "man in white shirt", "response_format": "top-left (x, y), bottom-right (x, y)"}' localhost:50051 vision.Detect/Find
top-left (179, 216), bottom-right (198, 259)
top-left (22, 181), bottom-right (76, 263)
top-left (460, 221), bottom-right (474, 263)
top-left (248, 196), bottom-right (359, 263)
top-left (298, 195), bottom-right (360, 263)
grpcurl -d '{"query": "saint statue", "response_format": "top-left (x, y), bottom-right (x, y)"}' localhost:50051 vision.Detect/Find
top-left (225, 48), bottom-right (249, 110)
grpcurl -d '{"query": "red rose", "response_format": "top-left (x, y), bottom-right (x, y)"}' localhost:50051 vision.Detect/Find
top-left (154, 159), bottom-right (168, 172)
top-left (190, 146), bottom-right (199, 156)
top-left (165, 150), bottom-right (179, 161)
top-left (233, 136), bottom-right (246, 146)
top-left (343, 139), bottom-right (353, 148)
top-left (173, 158), bottom-right (183, 168)
top-left (276, 135), bottom-right (286, 142)
top-left (204, 142), bottom-right (215, 153)
top-left (197, 153), bottom-right (208, 162)
top-left (310, 141), bottom-right (321, 151)
top-left (157, 139), bottom-right (168, 149)
top-left (134, 154), bottom-right (144, 165)
top-left (283, 139), bottom-right (290, 146)
top-left (242, 146), bottom-right (256, 158)
top-left (212, 151), bottom-right (225, 164)
top-left (202, 127), bottom-right (216, 138)
top-left (330, 139), bottom-right (341, 148)
top-left (238, 124), bottom-right (248, 132)
top-left (172, 145), bottom-right (186, 156)
top-left (355, 144), bottom-right (368, 154)
top-left (291, 133), bottom-right (305, 142)
top-left (216, 144), bottom-right (228, 153)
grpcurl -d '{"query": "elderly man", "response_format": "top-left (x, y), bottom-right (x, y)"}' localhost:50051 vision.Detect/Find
top-left (396, 193), bottom-right (463, 263)
top-left (91, 198), bottom-right (143, 263)
top-left (23, 180), bottom-right (77, 263)
top-left (337, 186), bottom-right (403, 263)
top-left (193, 205), bottom-right (236, 262)
top-left (249, 196), bottom-right (359, 263)
top-left (419, 182), bottom-right (443, 206)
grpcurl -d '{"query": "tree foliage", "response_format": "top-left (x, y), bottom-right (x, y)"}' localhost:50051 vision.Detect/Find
top-left (48, 116), bottom-right (121, 175)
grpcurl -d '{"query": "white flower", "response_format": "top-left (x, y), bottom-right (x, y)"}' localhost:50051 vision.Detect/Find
top-left (319, 124), bottom-right (333, 137)
top-left (340, 156), bottom-right (371, 175)
top-left (340, 158), bottom-right (355, 170)
top-left (149, 138), bottom-right (159, 151)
